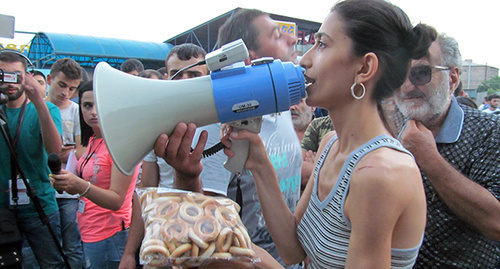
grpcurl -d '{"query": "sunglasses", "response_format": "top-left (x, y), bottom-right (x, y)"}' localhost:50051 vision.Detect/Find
top-left (409, 65), bottom-right (450, 86)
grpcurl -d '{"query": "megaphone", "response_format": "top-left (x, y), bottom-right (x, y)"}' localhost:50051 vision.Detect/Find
top-left (94, 58), bottom-right (305, 175)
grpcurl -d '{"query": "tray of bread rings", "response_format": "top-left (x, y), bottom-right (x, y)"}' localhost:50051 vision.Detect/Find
top-left (138, 188), bottom-right (259, 267)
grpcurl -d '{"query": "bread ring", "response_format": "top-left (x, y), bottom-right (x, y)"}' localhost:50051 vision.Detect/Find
top-left (211, 252), bottom-right (232, 259)
top-left (172, 243), bottom-right (192, 266)
top-left (145, 216), bottom-right (166, 226)
top-left (155, 199), bottom-right (180, 219)
top-left (194, 215), bottom-right (221, 242)
top-left (145, 221), bottom-right (163, 239)
top-left (139, 189), bottom-right (154, 207)
top-left (199, 242), bottom-right (216, 258)
top-left (179, 202), bottom-right (203, 223)
top-left (232, 227), bottom-right (248, 249)
top-left (215, 206), bottom-right (238, 227)
top-left (170, 243), bottom-right (192, 258)
top-left (202, 198), bottom-right (220, 216)
top-left (192, 192), bottom-right (211, 203)
top-left (164, 240), bottom-right (176, 254)
top-left (141, 245), bottom-right (169, 266)
top-left (156, 196), bottom-right (182, 204)
top-left (201, 198), bottom-right (220, 208)
top-left (141, 239), bottom-right (164, 249)
top-left (191, 243), bottom-right (199, 257)
top-left (203, 202), bottom-right (218, 216)
top-left (161, 219), bottom-right (188, 242)
top-left (182, 193), bottom-right (196, 203)
top-left (216, 227), bottom-right (233, 253)
top-left (236, 225), bottom-right (252, 248)
top-left (188, 227), bottom-right (209, 249)
top-left (229, 246), bottom-right (256, 257)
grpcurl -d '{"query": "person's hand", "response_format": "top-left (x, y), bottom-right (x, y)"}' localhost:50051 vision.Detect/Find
top-left (50, 169), bottom-right (84, 195)
top-left (154, 122), bottom-right (208, 179)
top-left (59, 144), bottom-right (76, 162)
top-left (303, 150), bottom-right (316, 163)
top-left (21, 73), bottom-right (45, 104)
top-left (400, 119), bottom-right (438, 166)
top-left (221, 127), bottom-right (267, 171)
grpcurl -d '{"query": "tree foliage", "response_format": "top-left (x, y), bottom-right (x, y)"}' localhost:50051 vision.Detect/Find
top-left (477, 76), bottom-right (500, 92)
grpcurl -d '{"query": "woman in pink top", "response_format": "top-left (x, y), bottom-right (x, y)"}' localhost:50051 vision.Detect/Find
top-left (52, 80), bottom-right (139, 268)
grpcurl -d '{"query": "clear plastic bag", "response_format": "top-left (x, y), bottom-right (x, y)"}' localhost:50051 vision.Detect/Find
top-left (138, 188), bottom-right (259, 267)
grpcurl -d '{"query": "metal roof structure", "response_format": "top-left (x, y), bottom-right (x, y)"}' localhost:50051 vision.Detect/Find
top-left (165, 8), bottom-right (321, 54)
top-left (27, 32), bottom-right (173, 70)
top-left (19, 8), bottom-right (319, 73)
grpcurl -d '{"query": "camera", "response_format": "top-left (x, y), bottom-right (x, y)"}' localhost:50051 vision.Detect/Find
top-left (0, 69), bottom-right (21, 85)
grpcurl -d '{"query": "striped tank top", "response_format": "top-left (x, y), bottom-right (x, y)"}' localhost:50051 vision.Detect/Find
top-left (297, 134), bottom-right (422, 268)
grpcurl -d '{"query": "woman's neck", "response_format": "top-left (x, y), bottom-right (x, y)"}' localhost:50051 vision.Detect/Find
top-left (329, 101), bottom-right (390, 154)
top-left (93, 128), bottom-right (102, 139)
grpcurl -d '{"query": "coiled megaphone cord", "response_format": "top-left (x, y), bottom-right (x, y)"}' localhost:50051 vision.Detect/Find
top-left (191, 141), bottom-right (226, 158)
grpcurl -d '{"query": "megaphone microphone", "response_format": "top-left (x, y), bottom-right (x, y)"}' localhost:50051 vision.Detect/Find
top-left (94, 41), bottom-right (305, 175)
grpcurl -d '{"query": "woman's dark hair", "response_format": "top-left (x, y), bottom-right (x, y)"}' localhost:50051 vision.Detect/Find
top-left (78, 80), bottom-right (94, 147)
top-left (334, 0), bottom-right (436, 101)
top-left (333, 0), bottom-right (436, 134)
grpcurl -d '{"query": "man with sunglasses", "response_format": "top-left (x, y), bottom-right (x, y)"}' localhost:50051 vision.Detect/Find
top-left (395, 30), bottom-right (500, 267)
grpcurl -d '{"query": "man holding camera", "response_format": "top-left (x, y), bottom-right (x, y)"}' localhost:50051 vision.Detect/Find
top-left (0, 51), bottom-right (65, 268)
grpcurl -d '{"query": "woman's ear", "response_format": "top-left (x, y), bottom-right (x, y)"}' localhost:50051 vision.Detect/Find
top-left (355, 52), bottom-right (379, 84)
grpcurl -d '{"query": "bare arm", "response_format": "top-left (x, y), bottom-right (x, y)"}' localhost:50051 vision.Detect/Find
top-left (344, 151), bottom-right (424, 268)
top-left (119, 191), bottom-right (144, 269)
top-left (85, 164), bottom-right (134, 210)
top-left (52, 164), bottom-right (134, 211)
top-left (222, 129), bottom-right (310, 265)
top-left (401, 120), bottom-right (500, 240)
top-left (140, 161), bottom-right (160, 188)
top-left (24, 74), bottom-right (62, 154)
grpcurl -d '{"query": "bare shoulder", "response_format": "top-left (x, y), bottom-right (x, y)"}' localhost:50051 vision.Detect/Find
top-left (350, 147), bottom-right (422, 201)
top-left (316, 130), bottom-right (337, 154)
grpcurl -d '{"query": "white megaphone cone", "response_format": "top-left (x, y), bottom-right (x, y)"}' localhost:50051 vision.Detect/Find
top-left (94, 58), bottom-right (305, 175)
top-left (94, 63), bottom-right (220, 175)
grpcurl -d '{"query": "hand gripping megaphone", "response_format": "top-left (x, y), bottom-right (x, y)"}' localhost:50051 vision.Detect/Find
top-left (94, 44), bottom-right (305, 175)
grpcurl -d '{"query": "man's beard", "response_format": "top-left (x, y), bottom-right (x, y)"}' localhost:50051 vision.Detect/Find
top-left (395, 77), bottom-right (451, 125)
top-left (292, 109), bottom-right (312, 130)
top-left (1, 85), bottom-right (24, 101)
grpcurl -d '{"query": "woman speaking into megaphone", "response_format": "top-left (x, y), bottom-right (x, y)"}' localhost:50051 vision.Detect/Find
top-left (51, 80), bottom-right (139, 268)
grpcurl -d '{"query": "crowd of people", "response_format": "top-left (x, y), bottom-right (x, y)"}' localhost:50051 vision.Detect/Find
top-left (0, 0), bottom-right (498, 268)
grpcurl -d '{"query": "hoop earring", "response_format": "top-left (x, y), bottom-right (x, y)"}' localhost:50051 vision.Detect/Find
top-left (350, 82), bottom-right (366, 100)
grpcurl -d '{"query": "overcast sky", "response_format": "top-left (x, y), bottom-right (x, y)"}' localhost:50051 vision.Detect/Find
top-left (1, 0), bottom-right (499, 69)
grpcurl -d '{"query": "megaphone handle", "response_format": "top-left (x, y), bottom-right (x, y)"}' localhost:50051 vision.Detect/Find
top-left (223, 116), bottom-right (263, 174)
top-left (223, 135), bottom-right (250, 174)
